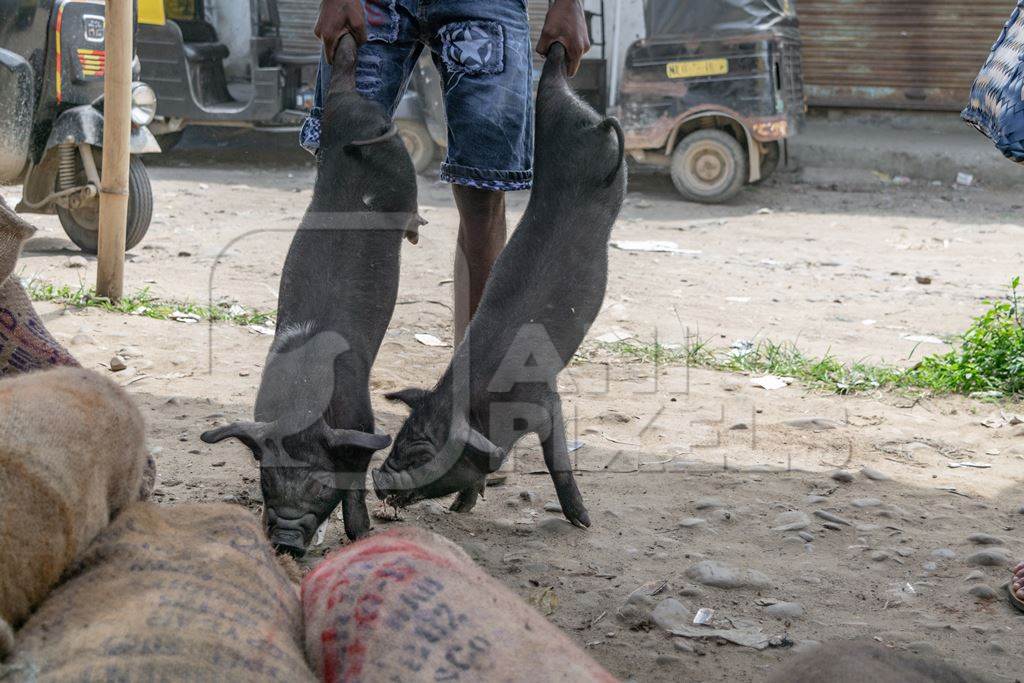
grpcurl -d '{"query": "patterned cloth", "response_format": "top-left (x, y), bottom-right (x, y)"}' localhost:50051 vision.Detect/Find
top-left (0, 198), bottom-right (78, 376)
top-left (300, 0), bottom-right (534, 191)
top-left (962, 1), bottom-right (1024, 163)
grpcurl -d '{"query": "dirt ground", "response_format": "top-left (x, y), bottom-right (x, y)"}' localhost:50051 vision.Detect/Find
top-left (5, 131), bottom-right (1024, 682)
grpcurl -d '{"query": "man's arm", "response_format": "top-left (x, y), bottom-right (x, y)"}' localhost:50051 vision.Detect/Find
top-left (536, 0), bottom-right (590, 77)
top-left (314, 0), bottom-right (367, 63)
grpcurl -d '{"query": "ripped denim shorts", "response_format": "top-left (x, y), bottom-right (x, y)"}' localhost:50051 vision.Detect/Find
top-left (300, 0), bottom-right (534, 191)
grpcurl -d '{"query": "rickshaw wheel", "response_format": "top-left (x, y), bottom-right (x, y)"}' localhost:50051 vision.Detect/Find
top-left (670, 129), bottom-right (747, 204)
top-left (56, 155), bottom-right (154, 254)
top-left (397, 120), bottom-right (437, 175)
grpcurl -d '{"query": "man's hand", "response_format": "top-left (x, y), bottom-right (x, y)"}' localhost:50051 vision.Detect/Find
top-left (315, 0), bottom-right (367, 64)
top-left (536, 0), bottom-right (590, 77)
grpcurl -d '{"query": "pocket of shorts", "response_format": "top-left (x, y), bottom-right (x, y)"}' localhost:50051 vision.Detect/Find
top-left (438, 20), bottom-right (505, 75)
top-left (364, 0), bottom-right (399, 43)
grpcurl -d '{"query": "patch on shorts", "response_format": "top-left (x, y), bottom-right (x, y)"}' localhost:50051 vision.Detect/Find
top-left (299, 109), bottom-right (322, 155)
top-left (438, 21), bottom-right (505, 75)
top-left (365, 0), bottom-right (399, 44)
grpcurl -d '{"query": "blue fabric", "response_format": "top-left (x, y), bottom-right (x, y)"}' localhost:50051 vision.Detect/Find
top-left (962, 0), bottom-right (1024, 164)
top-left (299, 0), bottom-right (534, 190)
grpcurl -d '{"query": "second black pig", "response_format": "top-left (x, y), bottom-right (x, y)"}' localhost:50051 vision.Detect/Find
top-left (201, 38), bottom-right (421, 553)
top-left (372, 43), bottom-right (626, 528)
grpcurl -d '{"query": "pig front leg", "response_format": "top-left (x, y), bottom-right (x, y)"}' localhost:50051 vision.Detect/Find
top-left (449, 485), bottom-right (481, 513)
top-left (542, 395), bottom-right (590, 528)
top-left (340, 487), bottom-right (371, 541)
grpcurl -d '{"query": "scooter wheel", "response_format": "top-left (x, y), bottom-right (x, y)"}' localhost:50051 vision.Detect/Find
top-left (57, 156), bottom-right (154, 254)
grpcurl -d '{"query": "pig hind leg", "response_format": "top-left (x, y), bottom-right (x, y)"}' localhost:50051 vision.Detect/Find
top-left (449, 484), bottom-right (482, 513)
top-left (542, 394), bottom-right (590, 528)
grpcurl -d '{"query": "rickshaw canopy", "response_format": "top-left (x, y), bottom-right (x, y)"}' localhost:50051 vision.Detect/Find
top-left (644, 0), bottom-right (797, 38)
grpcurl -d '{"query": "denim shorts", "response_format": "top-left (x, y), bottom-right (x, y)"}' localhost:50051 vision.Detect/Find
top-left (300, 0), bottom-right (534, 191)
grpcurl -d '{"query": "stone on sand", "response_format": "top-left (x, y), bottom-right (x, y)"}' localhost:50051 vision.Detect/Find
top-left (772, 511), bottom-right (811, 532)
top-left (651, 598), bottom-right (691, 632)
top-left (813, 510), bottom-right (852, 526)
top-left (966, 533), bottom-right (1003, 546)
top-left (765, 601), bottom-right (804, 619)
top-left (966, 585), bottom-right (997, 600)
top-left (965, 549), bottom-right (1012, 567)
top-left (860, 466), bottom-right (890, 481)
top-left (685, 561), bottom-right (771, 589)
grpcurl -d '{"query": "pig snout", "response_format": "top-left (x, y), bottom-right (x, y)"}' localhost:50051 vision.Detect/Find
top-left (371, 466), bottom-right (412, 506)
top-left (265, 508), bottom-right (318, 557)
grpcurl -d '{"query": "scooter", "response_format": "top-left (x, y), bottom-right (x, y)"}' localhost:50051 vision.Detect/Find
top-left (0, 0), bottom-right (161, 253)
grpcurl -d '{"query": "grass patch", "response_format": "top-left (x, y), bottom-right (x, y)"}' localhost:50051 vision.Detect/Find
top-left (586, 277), bottom-right (1023, 400)
top-left (588, 338), bottom-right (904, 395)
top-left (24, 279), bottom-right (275, 327)
top-left (904, 276), bottom-right (1023, 396)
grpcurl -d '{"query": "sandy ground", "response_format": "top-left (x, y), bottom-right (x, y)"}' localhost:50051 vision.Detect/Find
top-left (5, 131), bottom-right (1023, 681)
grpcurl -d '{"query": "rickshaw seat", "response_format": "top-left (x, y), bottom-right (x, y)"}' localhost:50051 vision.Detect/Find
top-left (183, 42), bottom-right (229, 63)
top-left (172, 18), bottom-right (230, 64)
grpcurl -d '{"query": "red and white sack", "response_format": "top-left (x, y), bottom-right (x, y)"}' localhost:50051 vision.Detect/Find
top-left (5, 503), bottom-right (316, 682)
top-left (302, 526), bottom-right (617, 683)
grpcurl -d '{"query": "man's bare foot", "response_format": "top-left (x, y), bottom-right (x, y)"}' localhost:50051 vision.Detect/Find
top-left (1012, 562), bottom-right (1024, 602)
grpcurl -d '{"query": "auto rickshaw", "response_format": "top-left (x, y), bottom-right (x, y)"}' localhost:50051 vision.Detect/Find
top-left (135, 0), bottom-right (442, 172)
top-left (0, 0), bottom-right (161, 252)
top-left (400, 0), bottom-right (805, 203)
top-left (615, 0), bottom-right (805, 203)
top-left (135, 0), bottom-right (321, 146)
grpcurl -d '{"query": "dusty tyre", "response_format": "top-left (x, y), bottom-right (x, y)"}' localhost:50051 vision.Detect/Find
top-left (670, 129), bottom-right (747, 203)
top-left (753, 141), bottom-right (780, 184)
top-left (57, 155), bottom-right (154, 254)
top-left (397, 120), bottom-right (436, 174)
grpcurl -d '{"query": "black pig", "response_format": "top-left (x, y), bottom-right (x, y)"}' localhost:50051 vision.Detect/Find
top-left (201, 38), bottom-right (421, 553)
top-left (372, 43), bottom-right (626, 527)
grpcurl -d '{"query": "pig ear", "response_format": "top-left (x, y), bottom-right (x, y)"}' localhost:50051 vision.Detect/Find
top-left (385, 388), bottom-right (430, 410)
top-left (200, 421), bottom-right (268, 459)
top-left (323, 428), bottom-right (392, 452)
top-left (454, 419), bottom-right (506, 473)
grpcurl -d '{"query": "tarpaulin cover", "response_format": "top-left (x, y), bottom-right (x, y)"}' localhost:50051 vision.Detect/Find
top-left (644, 0), bottom-right (796, 38)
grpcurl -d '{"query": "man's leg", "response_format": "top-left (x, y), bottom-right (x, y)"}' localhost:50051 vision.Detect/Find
top-left (452, 186), bottom-right (506, 345)
top-left (421, 2), bottom-right (534, 341)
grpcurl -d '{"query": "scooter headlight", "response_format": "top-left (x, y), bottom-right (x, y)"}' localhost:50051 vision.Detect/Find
top-left (130, 82), bottom-right (157, 126)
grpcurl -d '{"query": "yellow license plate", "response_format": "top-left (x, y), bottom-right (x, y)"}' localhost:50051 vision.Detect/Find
top-left (666, 59), bottom-right (729, 79)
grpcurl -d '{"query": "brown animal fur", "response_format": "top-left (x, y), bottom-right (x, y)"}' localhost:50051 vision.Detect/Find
top-left (0, 367), bottom-right (149, 637)
top-left (767, 640), bottom-right (996, 683)
top-left (7, 503), bottom-right (316, 681)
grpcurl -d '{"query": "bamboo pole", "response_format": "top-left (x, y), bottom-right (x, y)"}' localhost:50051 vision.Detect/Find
top-left (96, 0), bottom-right (132, 300)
